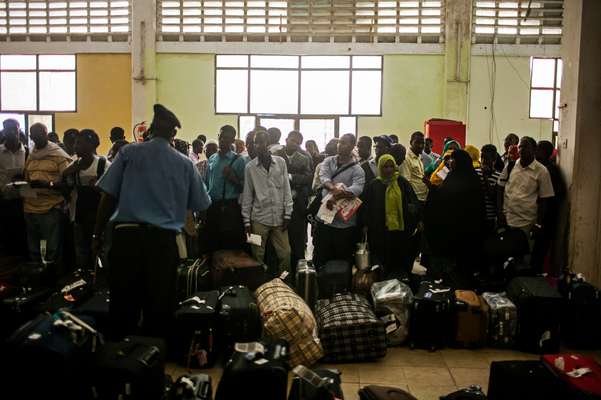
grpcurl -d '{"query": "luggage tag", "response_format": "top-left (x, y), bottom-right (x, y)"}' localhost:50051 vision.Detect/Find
top-left (428, 288), bottom-right (450, 294)
top-left (567, 368), bottom-right (593, 378)
top-left (235, 342), bottom-right (265, 355)
top-left (370, 265), bottom-right (382, 272)
top-left (61, 279), bottom-right (87, 295)
top-left (280, 271), bottom-right (289, 281)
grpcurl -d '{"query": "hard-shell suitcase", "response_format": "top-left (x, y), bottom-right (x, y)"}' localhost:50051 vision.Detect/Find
top-left (168, 373), bottom-right (213, 400)
top-left (289, 366), bottom-right (344, 400)
top-left (218, 285), bottom-right (262, 352)
top-left (317, 260), bottom-right (352, 299)
top-left (215, 340), bottom-right (289, 400)
top-left (371, 279), bottom-right (413, 346)
top-left (358, 385), bottom-right (418, 400)
top-left (506, 276), bottom-right (563, 354)
top-left (409, 281), bottom-right (455, 351)
top-left (562, 277), bottom-right (601, 349)
top-left (481, 292), bottom-right (517, 348)
top-left (454, 290), bottom-right (488, 348)
top-left (177, 257), bottom-right (212, 301)
top-left (174, 290), bottom-right (220, 369)
top-left (316, 293), bottom-right (387, 362)
top-left (93, 335), bottom-right (167, 400)
top-left (296, 260), bottom-right (319, 310)
top-left (542, 354), bottom-right (601, 400)
top-left (488, 360), bottom-right (566, 400)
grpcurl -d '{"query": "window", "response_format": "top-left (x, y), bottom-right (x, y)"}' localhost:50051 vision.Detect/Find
top-left (529, 57), bottom-right (561, 137)
top-left (0, 1), bottom-right (130, 37)
top-left (0, 55), bottom-right (76, 112)
top-left (473, 0), bottom-right (563, 44)
top-left (0, 112), bottom-right (55, 145)
top-left (159, 1), bottom-right (444, 43)
top-left (215, 55), bottom-right (383, 116)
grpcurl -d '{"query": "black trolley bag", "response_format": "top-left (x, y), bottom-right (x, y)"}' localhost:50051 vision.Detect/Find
top-left (215, 340), bottom-right (290, 400)
top-left (177, 257), bottom-right (212, 302)
top-left (174, 290), bottom-right (220, 369)
top-left (506, 276), bottom-right (563, 354)
top-left (218, 285), bottom-right (262, 354)
top-left (488, 360), bottom-right (567, 400)
top-left (561, 273), bottom-right (601, 349)
top-left (409, 281), bottom-right (455, 351)
top-left (317, 259), bottom-right (353, 299)
top-left (289, 365), bottom-right (344, 400)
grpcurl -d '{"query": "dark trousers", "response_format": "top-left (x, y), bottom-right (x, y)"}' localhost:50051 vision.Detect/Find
top-left (312, 222), bottom-right (357, 268)
top-left (73, 220), bottom-right (95, 270)
top-left (205, 200), bottom-right (246, 252)
top-left (0, 198), bottom-right (28, 257)
top-left (288, 208), bottom-right (308, 275)
top-left (108, 225), bottom-right (179, 341)
top-left (370, 230), bottom-right (414, 280)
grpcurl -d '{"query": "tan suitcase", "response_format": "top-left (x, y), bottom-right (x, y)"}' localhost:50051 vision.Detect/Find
top-left (455, 290), bottom-right (488, 348)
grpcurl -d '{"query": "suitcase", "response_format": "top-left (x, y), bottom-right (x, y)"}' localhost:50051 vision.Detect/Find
top-left (409, 281), bottom-right (455, 351)
top-left (289, 366), bottom-right (344, 400)
top-left (74, 289), bottom-right (110, 335)
top-left (316, 293), bottom-right (387, 362)
top-left (488, 360), bottom-right (566, 400)
top-left (1, 286), bottom-right (52, 339)
top-left (41, 269), bottom-right (94, 312)
top-left (353, 265), bottom-right (383, 298)
top-left (483, 227), bottom-right (530, 265)
top-left (177, 257), bottom-right (212, 301)
top-left (542, 354), bottom-right (601, 399)
top-left (454, 290), bottom-right (488, 348)
top-left (255, 278), bottom-right (324, 367)
top-left (562, 278), bottom-right (601, 349)
top-left (440, 385), bottom-right (487, 400)
top-left (6, 310), bottom-right (100, 400)
top-left (358, 385), bottom-right (418, 400)
top-left (296, 259), bottom-right (319, 310)
top-left (93, 335), bottom-right (167, 400)
top-left (168, 373), bottom-right (212, 400)
top-left (174, 290), bottom-right (220, 369)
top-left (317, 260), bottom-right (352, 299)
top-left (506, 276), bottom-right (563, 353)
top-left (215, 340), bottom-right (289, 400)
top-left (481, 292), bottom-right (517, 348)
top-left (212, 250), bottom-right (271, 291)
top-left (218, 285), bottom-right (262, 352)
top-left (371, 279), bottom-right (413, 346)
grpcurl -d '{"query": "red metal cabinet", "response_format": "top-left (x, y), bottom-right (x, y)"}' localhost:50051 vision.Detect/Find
top-left (424, 119), bottom-right (466, 155)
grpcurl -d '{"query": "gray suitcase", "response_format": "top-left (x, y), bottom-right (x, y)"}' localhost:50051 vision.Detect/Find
top-left (296, 260), bottom-right (318, 310)
top-left (481, 292), bottom-right (518, 348)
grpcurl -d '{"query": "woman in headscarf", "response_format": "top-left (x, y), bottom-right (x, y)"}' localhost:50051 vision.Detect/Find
top-left (424, 150), bottom-right (486, 287)
top-left (425, 139), bottom-right (461, 176)
top-left (360, 154), bottom-right (420, 279)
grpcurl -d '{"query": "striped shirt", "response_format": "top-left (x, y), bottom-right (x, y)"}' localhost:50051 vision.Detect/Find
top-left (477, 168), bottom-right (501, 221)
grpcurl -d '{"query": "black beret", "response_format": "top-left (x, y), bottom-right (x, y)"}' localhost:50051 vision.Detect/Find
top-left (152, 104), bottom-right (181, 130)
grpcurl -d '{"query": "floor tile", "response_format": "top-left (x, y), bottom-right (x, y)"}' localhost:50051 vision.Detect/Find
top-left (408, 385), bottom-right (458, 400)
top-left (483, 349), bottom-right (539, 364)
top-left (449, 367), bottom-right (490, 391)
top-left (341, 383), bottom-right (361, 400)
top-left (359, 365), bottom-right (406, 385)
top-left (372, 347), bottom-right (447, 367)
top-left (402, 367), bottom-right (455, 387)
top-left (441, 349), bottom-right (492, 369)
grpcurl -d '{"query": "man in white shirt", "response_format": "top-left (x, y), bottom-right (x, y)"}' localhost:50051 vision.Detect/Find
top-left (399, 131), bottom-right (429, 203)
top-left (497, 136), bottom-right (554, 245)
top-left (242, 130), bottom-right (293, 274)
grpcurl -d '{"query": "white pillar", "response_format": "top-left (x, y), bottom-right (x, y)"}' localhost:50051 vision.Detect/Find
top-left (131, 0), bottom-right (157, 126)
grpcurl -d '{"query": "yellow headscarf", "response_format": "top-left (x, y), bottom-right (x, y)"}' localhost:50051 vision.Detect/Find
top-left (376, 154), bottom-right (404, 231)
top-left (464, 145), bottom-right (481, 169)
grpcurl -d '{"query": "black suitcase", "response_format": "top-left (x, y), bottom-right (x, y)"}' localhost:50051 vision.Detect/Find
top-left (488, 360), bottom-right (566, 400)
top-left (93, 335), bottom-right (167, 400)
top-left (75, 289), bottom-right (110, 335)
top-left (168, 373), bottom-right (212, 400)
top-left (296, 260), bottom-right (318, 310)
top-left (317, 260), bottom-right (352, 299)
top-left (506, 276), bottom-right (563, 353)
top-left (218, 285), bottom-right (262, 352)
top-left (289, 366), bottom-right (344, 400)
top-left (215, 340), bottom-right (289, 400)
top-left (177, 258), bottom-right (212, 301)
top-left (441, 385), bottom-right (487, 400)
top-left (174, 290), bottom-right (220, 369)
top-left (358, 385), bottom-right (418, 400)
top-left (1, 286), bottom-right (52, 339)
top-left (562, 278), bottom-right (601, 349)
top-left (409, 281), bottom-right (455, 351)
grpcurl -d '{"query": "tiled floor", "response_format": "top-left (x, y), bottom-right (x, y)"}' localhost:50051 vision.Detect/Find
top-left (166, 347), bottom-right (601, 400)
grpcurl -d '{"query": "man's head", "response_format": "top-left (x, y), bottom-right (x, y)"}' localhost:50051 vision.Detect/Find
top-left (110, 126), bottom-right (125, 143)
top-left (390, 143), bottom-right (407, 166)
top-left (3, 127), bottom-right (20, 150)
top-left (285, 130), bottom-right (303, 154)
top-left (373, 135), bottom-right (392, 161)
top-left (63, 128), bottom-right (79, 155)
top-left (337, 134), bottom-right (357, 158)
top-left (47, 132), bottom-right (60, 144)
top-left (245, 130), bottom-right (257, 159)
top-left (480, 144), bottom-right (498, 170)
top-left (30, 123), bottom-right (49, 149)
top-left (109, 140), bottom-right (128, 160)
top-left (306, 140), bottom-right (319, 156)
top-left (518, 136), bottom-right (537, 164)
top-left (149, 104), bottom-right (181, 139)
top-left (218, 125), bottom-right (236, 154)
top-left (409, 131), bottom-right (425, 156)
top-left (3, 118), bottom-right (19, 131)
top-left (389, 134), bottom-right (399, 144)
top-left (197, 134), bottom-right (207, 143)
top-left (357, 136), bottom-right (372, 160)
top-left (192, 139), bottom-right (204, 155)
top-left (205, 140), bottom-right (218, 159)
top-left (235, 139), bottom-right (246, 154)
top-left (325, 139), bottom-right (339, 156)
top-left (267, 127), bottom-right (281, 146)
top-left (425, 137), bottom-right (434, 153)
top-left (536, 140), bottom-right (554, 163)
top-left (254, 130), bottom-right (270, 158)
top-left (174, 138), bottom-right (189, 155)
top-left (75, 129), bottom-right (100, 157)
top-left (504, 133), bottom-right (520, 152)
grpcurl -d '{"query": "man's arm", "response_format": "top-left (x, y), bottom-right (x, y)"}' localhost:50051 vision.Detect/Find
top-left (282, 161), bottom-right (293, 227)
top-left (241, 164), bottom-right (254, 234)
top-left (91, 192), bottom-right (118, 256)
top-left (187, 163), bottom-right (212, 213)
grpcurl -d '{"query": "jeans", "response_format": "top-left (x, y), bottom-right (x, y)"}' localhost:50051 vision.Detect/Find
top-left (251, 221), bottom-right (291, 274)
top-left (24, 208), bottom-right (63, 265)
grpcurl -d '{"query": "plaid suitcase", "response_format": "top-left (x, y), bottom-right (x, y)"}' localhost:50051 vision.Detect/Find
top-left (481, 292), bottom-right (518, 348)
top-left (255, 278), bottom-right (324, 367)
top-left (316, 293), bottom-right (387, 362)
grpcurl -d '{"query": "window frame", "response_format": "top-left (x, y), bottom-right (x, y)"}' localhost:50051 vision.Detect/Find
top-left (237, 114), bottom-right (358, 141)
top-left (529, 56), bottom-right (561, 142)
top-left (214, 54), bottom-right (384, 117)
top-left (0, 54), bottom-right (77, 113)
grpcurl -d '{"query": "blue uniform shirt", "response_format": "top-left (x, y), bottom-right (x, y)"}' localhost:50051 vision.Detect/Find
top-left (97, 137), bottom-right (212, 231)
top-left (206, 150), bottom-right (246, 201)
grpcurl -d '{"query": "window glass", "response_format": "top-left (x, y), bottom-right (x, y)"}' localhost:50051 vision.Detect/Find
top-left (301, 71), bottom-right (350, 115)
top-left (215, 69), bottom-right (248, 113)
top-left (351, 70), bottom-right (381, 115)
top-left (1, 72), bottom-right (37, 111)
top-left (250, 70), bottom-right (298, 114)
top-left (39, 71), bottom-right (76, 111)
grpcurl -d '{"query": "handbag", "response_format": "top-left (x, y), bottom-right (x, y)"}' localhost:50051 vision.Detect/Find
top-left (306, 160), bottom-right (358, 222)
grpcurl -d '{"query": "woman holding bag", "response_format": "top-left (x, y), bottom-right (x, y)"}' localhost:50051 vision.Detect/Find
top-left (360, 154), bottom-right (420, 280)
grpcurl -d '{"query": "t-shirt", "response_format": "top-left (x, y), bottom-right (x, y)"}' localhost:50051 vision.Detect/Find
top-left (69, 156), bottom-right (111, 223)
top-left (477, 168), bottom-right (501, 221)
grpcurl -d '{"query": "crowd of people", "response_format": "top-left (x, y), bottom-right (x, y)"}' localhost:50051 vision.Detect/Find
top-left (0, 103), bottom-right (565, 339)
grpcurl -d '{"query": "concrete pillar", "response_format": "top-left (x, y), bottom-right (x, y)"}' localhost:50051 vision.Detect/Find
top-left (559, 0), bottom-right (601, 284)
top-left (131, 0), bottom-right (157, 126)
top-left (443, 0), bottom-right (471, 122)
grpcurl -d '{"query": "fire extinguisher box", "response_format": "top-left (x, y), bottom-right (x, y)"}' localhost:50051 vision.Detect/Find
top-left (424, 119), bottom-right (466, 155)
